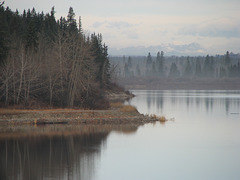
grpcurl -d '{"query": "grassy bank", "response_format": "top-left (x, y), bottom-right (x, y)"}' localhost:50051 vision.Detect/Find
top-left (0, 103), bottom-right (167, 138)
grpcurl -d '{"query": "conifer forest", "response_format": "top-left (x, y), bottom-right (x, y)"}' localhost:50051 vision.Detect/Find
top-left (111, 51), bottom-right (240, 89)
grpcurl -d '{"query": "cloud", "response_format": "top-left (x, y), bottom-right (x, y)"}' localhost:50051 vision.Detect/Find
top-left (107, 21), bottom-right (134, 29)
top-left (121, 30), bottom-right (139, 39)
top-left (91, 20), bottom-right (136, 30)
top-left (179, 18), bottom-right (240, 38)
top-left (92, 21), bottom-right (106, 28)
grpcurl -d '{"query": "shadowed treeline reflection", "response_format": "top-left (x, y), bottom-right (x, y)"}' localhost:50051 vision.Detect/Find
top-left (0, 124), bottom-right (140, 180)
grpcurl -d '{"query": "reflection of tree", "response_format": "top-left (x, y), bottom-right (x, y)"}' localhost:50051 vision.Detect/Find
top-left (204, 97), bottom-right (214, 113)
top-left (0, 125), bottom-right (139, 180)
top-left (0, 133), bottom-right (108, 180)
top-left (225, 98), bottom-right (230, 114)
top-left (186, 96), bottom-right (190, 109)
top-left (237, 99), bottom-right (240, 111)
top-left (196, 97), bottom-right (200, 108)
top-left (171, 94), bottom-right (176, 105)
top-left (156, 93), bottom-right (164, 111)
top-left (205, 98), bottom-right (210, 112)
top-left (147, 93), bottom-right (151, 110)
top-left (113, 125), bottom-right (139, 135)
top-left (0, 124), bottom-right (141, 180)
top-left (209, 98), bottom-right (214, 111)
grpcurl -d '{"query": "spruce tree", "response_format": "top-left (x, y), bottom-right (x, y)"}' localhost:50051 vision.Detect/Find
top-left (195, 58), bottom-right (202, 77)
top-left (128, 56), bottom-right (132, 68)
top-left (0, 3), bottom-right (8, 64)
top-left (156, 51), bottom-right (164, 76)
top-left (169, 62), bottom-right (180, 78)
top-left (147, 52), bottom-right (152, 66)
top-left (67, 7), bottom-right (78, 34)
top-left (136, 63), bottom-right (141, 76)
top-left (224, 51), bottom-right (231, 65)
top-left (183, 57), bottom-right (192, 77)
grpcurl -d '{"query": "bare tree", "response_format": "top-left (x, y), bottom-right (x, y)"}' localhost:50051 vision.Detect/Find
top-left (66, 33), bottom-right (95, 107)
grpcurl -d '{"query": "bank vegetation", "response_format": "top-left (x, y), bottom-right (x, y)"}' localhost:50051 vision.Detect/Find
top-left (0, 3), bottom-right (117, 109)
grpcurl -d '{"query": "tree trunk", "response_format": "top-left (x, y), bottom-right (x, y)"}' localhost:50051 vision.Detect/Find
top-left (16, 48), bottom-right (25, 104)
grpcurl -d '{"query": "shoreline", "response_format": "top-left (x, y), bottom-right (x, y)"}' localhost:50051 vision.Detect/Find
top-left (0, 103), bottom-right (165, 138)
top-left (118, 77), bottom-right (240, 90)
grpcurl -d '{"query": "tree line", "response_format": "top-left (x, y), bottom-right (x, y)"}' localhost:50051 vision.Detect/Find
top-left (111, 51), bottom-right (240, 79)
top-left (0, 2), bottom-right (112, 108)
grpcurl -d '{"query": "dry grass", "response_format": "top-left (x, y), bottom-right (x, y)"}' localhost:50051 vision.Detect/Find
top-left (120, 105), bottom-right (138, 113)
top-left (159, 116), bottom-right (167, 122)
top-left (110, 102), bottom-right (124, 108)
top-left (110, 102), bottom-right (138, 113)
top-left (0, 108), bottom-right (28, 115)
top-left (0, 108), bottom-right (86, 115)
top-left (149, 114), bottom-right (167, 122)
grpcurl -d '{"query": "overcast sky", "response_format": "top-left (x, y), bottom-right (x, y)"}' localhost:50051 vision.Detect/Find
top-left (4, 0), bottom-right (240, 56)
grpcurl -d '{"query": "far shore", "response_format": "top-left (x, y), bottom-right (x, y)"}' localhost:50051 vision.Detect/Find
top-left (118, 77), bottom-right (240, 90)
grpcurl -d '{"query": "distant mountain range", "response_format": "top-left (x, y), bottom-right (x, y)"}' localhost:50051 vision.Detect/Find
top-left (109, 43), bottom-right (205, 56)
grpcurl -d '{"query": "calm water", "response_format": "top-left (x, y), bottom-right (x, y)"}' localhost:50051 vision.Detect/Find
top-left (1, 90), bottom-right (240, 180)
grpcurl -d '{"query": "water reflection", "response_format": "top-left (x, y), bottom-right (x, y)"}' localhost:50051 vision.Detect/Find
top-left (128, 90), bottom-right (240, 117)
top-left (1, 134), bottom-right (107, 180)
top-left (147, 92), bottom-right (151, 110)
top-left (0, 124), bottom-right (140, 180)
top-left (156, 93), bottom-right (164, 112)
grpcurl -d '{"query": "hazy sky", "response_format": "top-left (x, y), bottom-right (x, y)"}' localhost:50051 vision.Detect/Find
top-left (4, 0), bottom-right (240, 55)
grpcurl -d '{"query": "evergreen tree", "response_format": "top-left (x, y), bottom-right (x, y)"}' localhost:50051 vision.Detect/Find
top-left (183, 57), bottom-right (192, 77)
top-left (156, 51), bottom-right (161, 64)
top-left (160, 51), bottom-right (164, 60)
top-left (0, 3), bottom-right (8, 64)
top-left (203, 55), bottom-right (210, 76)
top-left (124, 63), bottom-right (130, 77)
top-left (151, 61), bottom-right (156, 76)
top-left (102, 44), bottom-right (111, 86)
top-left (146, 52), bottom-right (152, 66)
top-left (25, 17), bottom-right (38, 51)
top-left (219, 67), bottom-right (226, 78)
top-left (238, 61), bottom-right (240, 77)
top-left (156, 51), bottom-right (164, 76)
top-left (224, 51), bottom-right (231, 66)
top-left (209, 56), bottom-right (215, 77)
top-left (67, 7), bottom-right (78, 34)
top-left (146, 52), bottom-right (152, 76)
top-left (136, 63), bottom-right (141, 76)
top-left (42, 7), bottom-right (57, 42)
top-left (195, 58), bottom-right (202, 77)
top-left (128, 56), bottom-right (132, 68)
top-left (169, 62), bottom-right (180, 78)
top-left (91, 33), bottom-right (111, 87)
top-left (229, 64), bottom-right (238, 77)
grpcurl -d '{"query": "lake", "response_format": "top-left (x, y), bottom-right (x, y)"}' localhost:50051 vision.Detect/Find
top-left (1, 90), bottom-right (240, 180)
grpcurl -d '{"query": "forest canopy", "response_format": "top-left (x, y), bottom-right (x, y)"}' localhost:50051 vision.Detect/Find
top-left (0, 2), bottom-right (113, 108)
